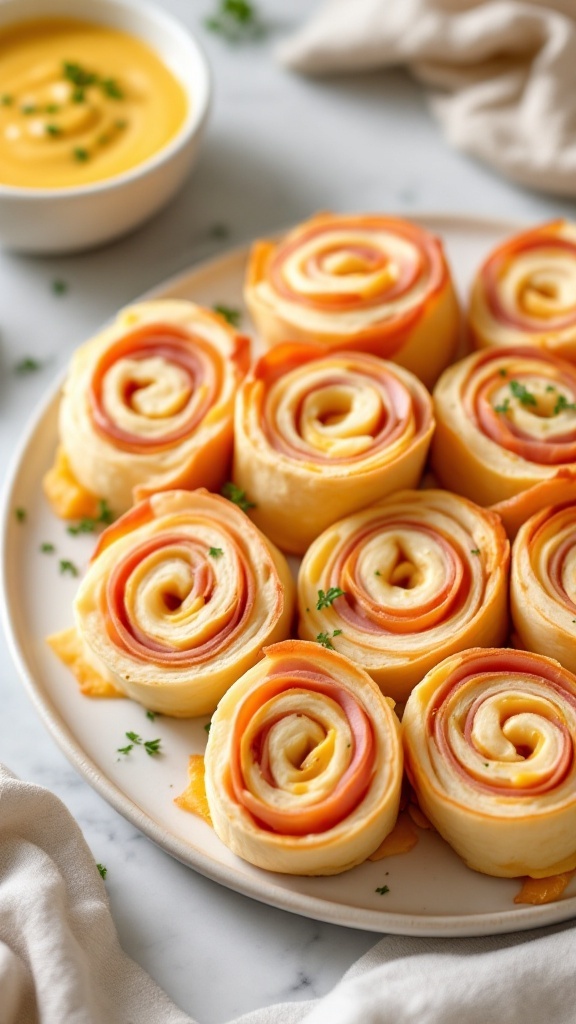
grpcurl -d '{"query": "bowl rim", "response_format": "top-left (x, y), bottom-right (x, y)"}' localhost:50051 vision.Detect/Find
top-left (0, 0), bottom-right (212, 199)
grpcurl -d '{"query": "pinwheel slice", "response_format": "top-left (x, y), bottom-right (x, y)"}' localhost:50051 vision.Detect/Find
top-left (233, 344), bottom-right (434, 554)
top-left (511, 502), bottom-right (576, 674)
top-left (469, 221), bottom-right (576, 360)
top-left (298, 490), bottom-right (509, 703)
top-left (432, 346), bottom-right (576, 505)
top-left (403, 648), bottom-right (576, 878)
top-left (44, 300), bottom-right (250, 518)
top-left (48, 489), bottom-right (295, 717)
top-left (245, 212), bottom-right (460, 388)
top-left (204, 639), bottom-right (402, 875)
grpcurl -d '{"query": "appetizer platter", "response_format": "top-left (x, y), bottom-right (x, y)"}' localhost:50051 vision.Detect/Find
top-left (4, 212), bottom-right (576, 937)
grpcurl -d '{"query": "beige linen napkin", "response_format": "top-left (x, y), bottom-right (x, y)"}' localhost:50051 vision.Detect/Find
top-left (278, 0), bottom-right (576, 196)
top-left (3, 761), bottom-right (576, 1024)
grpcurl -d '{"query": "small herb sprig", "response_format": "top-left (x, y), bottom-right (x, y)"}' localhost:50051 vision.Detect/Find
top-left (316, 587), bottom-right (346, 610)
top-left (96, 863), bottom-right (108, 879)
top-left (375, 885), bottom-right (390, 896)
top-left (67, 500), bottom-right (115, 536)
top-left (14, 357), bottom-right (43, 375)
top-left (509, 380), bottom-right (537, 407)
top-left (204, 0), bottom-right (266, 43)
top-left (213, 303), bottom-right (241, 327)
top-left (117, 731), bottom-right (162, 757)
top-left (316, 629), bottom-right (343, 650)
top-left (63, 61), bottom-right (124, 101)
top-left (221, 482), bottom-right (255, 512)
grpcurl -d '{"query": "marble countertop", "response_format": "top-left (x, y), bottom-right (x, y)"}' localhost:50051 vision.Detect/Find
top-left (0, 2), bottom-right (574, 1021)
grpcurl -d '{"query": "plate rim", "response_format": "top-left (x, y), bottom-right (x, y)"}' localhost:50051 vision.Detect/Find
top-left (3, 211), bottom-right (576, 937)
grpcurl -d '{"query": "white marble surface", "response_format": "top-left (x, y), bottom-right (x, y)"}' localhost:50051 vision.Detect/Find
top-left (0, 2), bottom-right (575, 1021)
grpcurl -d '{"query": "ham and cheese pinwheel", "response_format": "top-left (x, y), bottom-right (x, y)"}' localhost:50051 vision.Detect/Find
top-left (204, 639), bottom-right (402, 875)
top-left (432, 346), bottom-right (576, 506)
top-left (233, 344), bottom-right (434, 554)
top-left (403, 648), bottom-right (576, 878)
top-left (511, 503), bottom-right (576, 674)
top-left (469, 221), bottom-right (576, 360)
top-left (298, 490), bottom-right (509, 703)
top-left (49, 490), bottom-right (295, 717)
top-left (44, 300), bottom-right (250, 519)
top-left (245, 213), bottom-right (460, 389)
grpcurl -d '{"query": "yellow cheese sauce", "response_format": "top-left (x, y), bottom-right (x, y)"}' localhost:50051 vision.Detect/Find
top-left (0, 18), bottom-right (188, 188)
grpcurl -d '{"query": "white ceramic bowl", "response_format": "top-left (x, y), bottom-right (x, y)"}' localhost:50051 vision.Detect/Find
top-left (0, 0), bottom-right (211, 253)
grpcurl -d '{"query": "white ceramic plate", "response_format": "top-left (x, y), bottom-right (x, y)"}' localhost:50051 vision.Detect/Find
top-left (4, 214), bottom-right (576, 937)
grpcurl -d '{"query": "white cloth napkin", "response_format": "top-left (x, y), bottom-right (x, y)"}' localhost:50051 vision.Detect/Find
top-left (278, 0), bottom-right (576, 197)
top-left (3, 762), bottom-right (576, 1024)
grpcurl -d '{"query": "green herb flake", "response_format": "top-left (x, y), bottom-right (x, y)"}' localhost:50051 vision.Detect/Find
top-left (221, 481), bottom-right (255, 512)
top-left (40, 542), bottom-right (55, 553)
top-left (470, 548), bottom-right (481, 556)
top-left (14, 357), bottom-right (42, 374)
top-left (44, 103), bottom-right (60, 114)
top-left (96, 863), bottom-right (107, 879)
top-left (509, 380), bottom-right (537, 407)
top-left (204, 722), bottom-right (211, 734)
top-left (146, 710), bottom-right (157, 721)
top-left (208, 546), bottom-right (224, 558)
top-left (126, 731), bottom-right (142, 745)
top-left (1, 94), bottom-right (13, 106)
top-left (73, 146), bottom-right (89, 162)
top-left (213, 303), bottom-right (241, 327)
top-left (316, 630), bottom-right (342, 650)
top-left (59, 559), bottom-right (79, 577)
top-left (546, 384), bottom-right (556, 393)
top-left (117, 743), bottom-right (133, 755)
top-left (44, 123), bottom-right (61, 137)
top-left (204, 0), bottom-right (266, 42)
top-left (15, 507), bottom-right (26, 523)
top-left (498, 368), bottom-right (508, 377)
top-left (375, 885), bottom-right (390, 895)
top-left (67, 500), bottom-right (115, 536)
top-left (72, 87), bottom-right (85, 103)
top-left (144, 738), bottom-right (162, 757)
top-left (375, 570), bottom-right (381, 577)
top-left (63, 61), bottom-right (97, 88)
top-left (21, 104), bottom-right (36, 115)
top-left (316, 587), bottom-right (346, 610)
top-left (484, 762), bottom-right (489, 767)
top-left (101, 77), bottom-right (123, 99)
top-left (553, 394), bottom-right (576, 415)
top-left (52, 279), bottom-right (68, 296)
top-left (494, 398), bottom-right (510, 415)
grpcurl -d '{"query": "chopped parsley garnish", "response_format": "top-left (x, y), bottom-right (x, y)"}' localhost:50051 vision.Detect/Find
top-left (484, 762), bottom-right (489, 767)
top-left (1, 94), bottom-right (13, 106)
top-left (221, 481), bottom-right (255, 512)
top-left (45, 123), bottom-right (62, 137)
top-left (15, 507), bottom-right (26, 523)
top-left (375, 885), bottom-right (390, 895)
top-left (73, 147), bottom-right (89, 162)
top-left (72, 88), bottom-right (85, 103)
top-left (52, 279), bottom-right (68, 295)
top-left (213, 303), bottom-right (241, 327)
top-left (45, 103), bottom-right (60, 114)
top-left (509, 380), bottom-right (537, 407)
top-left (14, 356), bottom-right (42, 374)
top-left (494, 398), bottom-right (510, 414)
top-left (375, 570), bottom-right (381, 576)
top-left (67, 500), bottom-right (114, 535)
top-left (316, 629), bottom-right (343, 650)
top-left (96, 863), bottom-right (108, 879)
top-left (146, 710), bottom-right (157, 721)
top-left (316, 587), bottom-right (346, 610)
top-left (40, 542), bottom-right (55, 553)
top-left (59, 559), bottom-right (79, 577)
top-left (208, 546), bottom-right (224, 558)
top-left (118, 731), bottom-right (161, 757)
top-left (553, 394), bottom-right (576, 415)
top-left (204, 722), bottom-right (211, 734)
top-left (21, 104), bottom-right (36, 115)
top-left (208, 223), bottom-right (230, 240)
top-left (63, 61), bottom-right (98, 88)
top-left (546, 384), bottom-right (556, 392)
top-left (204, 0), bottom-right (266, 42)
top-left (470, 548), bottom-right (481, 556)
top-left (101, 77), bottom-right (123, 99)
top-left (498, 368), bottom-right (508, 377)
